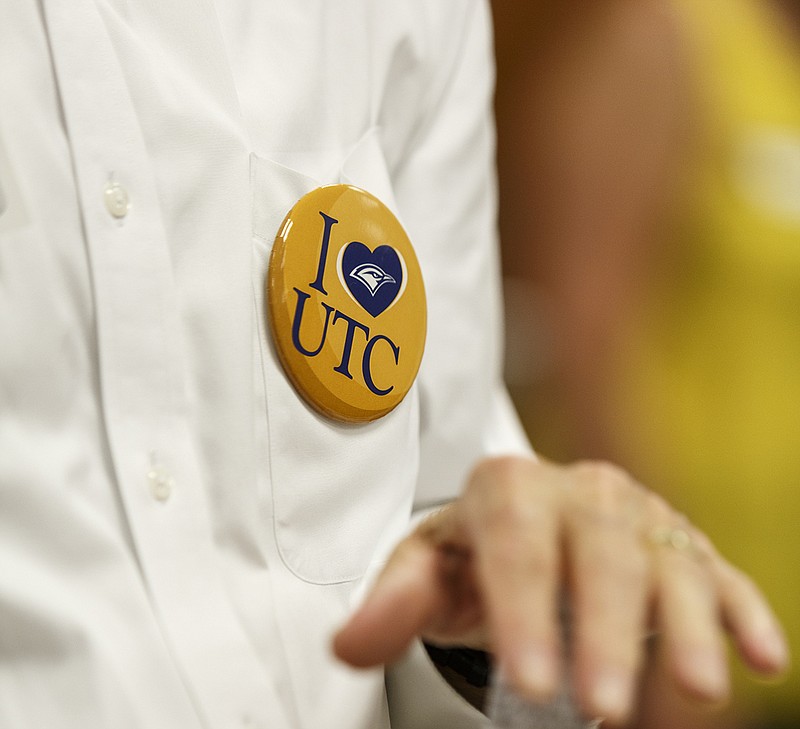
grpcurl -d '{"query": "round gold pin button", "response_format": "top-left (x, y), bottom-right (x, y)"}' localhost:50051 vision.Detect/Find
top-left (267, 184), bottom-right (427, 423)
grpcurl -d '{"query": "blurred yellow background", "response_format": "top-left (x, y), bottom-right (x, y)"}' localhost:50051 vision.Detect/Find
top-left (492, 1), bottom-right (800, 728)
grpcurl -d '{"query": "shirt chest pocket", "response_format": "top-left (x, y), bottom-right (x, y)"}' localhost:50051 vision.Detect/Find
top-left (251, 129), bottom-right (420, 585)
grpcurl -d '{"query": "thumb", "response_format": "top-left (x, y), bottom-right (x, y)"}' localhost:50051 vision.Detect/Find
top-left (333, 535), bottom-right (444, 668)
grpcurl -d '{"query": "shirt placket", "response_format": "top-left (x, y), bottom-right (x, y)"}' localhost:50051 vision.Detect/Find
top-left (40, 1), bottom-right (291, 727)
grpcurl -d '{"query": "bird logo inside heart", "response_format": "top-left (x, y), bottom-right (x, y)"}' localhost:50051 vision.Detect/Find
top-left (338, 241), bottom-right (405, 317)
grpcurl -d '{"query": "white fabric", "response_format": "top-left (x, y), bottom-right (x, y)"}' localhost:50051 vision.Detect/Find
top-left (0, 1), bottom-right (531, 727)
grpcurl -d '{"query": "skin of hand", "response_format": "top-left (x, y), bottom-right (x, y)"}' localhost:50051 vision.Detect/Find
top-left (333, 456), bottom-right (790, 726)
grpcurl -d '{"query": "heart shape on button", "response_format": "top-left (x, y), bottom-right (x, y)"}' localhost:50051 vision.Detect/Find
top-left (339, 241), bottom-right (405, 317)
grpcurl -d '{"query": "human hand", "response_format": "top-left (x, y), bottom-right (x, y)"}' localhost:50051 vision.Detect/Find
top-left (333, 456), bottom-right (789, 726)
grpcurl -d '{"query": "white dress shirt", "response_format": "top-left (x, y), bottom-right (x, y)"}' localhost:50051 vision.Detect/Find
top-left (0, 1), bottom-right (530, 727)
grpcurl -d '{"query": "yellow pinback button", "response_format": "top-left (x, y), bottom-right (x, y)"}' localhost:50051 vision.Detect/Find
top-left (267, 184), bottom-right (427, 423)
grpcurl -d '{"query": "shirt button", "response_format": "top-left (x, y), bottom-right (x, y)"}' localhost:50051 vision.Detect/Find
top-left (147, 466), bottom-right (174, 502)
top-left (104, 181), bottom-right (131, 219)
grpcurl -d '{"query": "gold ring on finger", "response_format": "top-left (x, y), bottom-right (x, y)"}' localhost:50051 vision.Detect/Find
top-left (647, 525), bottom-right (697, 556)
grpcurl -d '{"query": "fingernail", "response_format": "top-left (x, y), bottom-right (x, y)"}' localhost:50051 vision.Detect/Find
top-left (505, 648), bottom-right (558, 701)
top-left (683, 651), bottom-right (729, 702)
top-left (590, 670), bottom-right (633, 722)
top-left (760, 629), bottom-right (790, 672)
